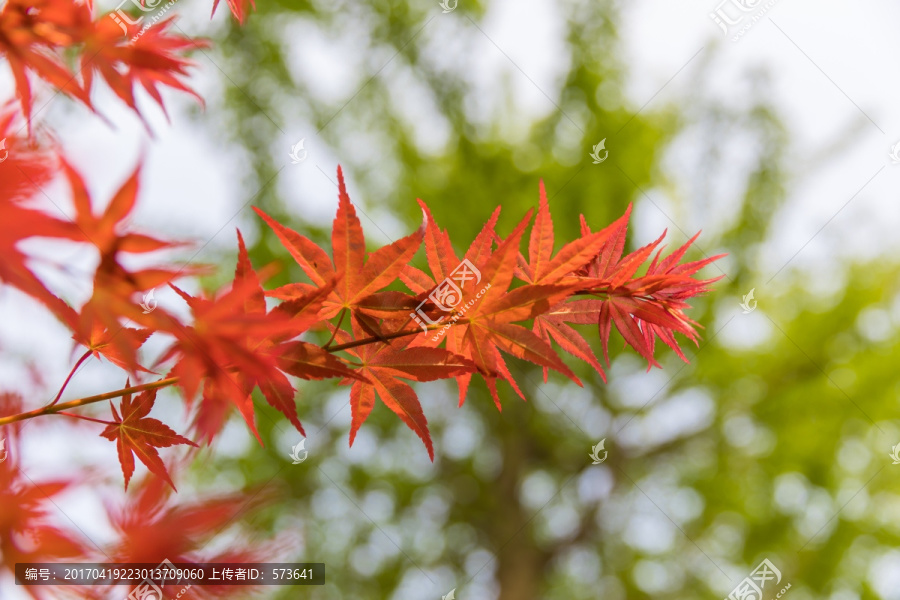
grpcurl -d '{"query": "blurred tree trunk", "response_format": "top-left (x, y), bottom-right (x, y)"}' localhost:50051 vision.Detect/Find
top-left (493, 414), bottom-right (549, 600)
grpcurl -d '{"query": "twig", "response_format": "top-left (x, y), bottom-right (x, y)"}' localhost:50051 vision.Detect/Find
top-left (46, 350), bottom-right (92, 408)
top-left (0, 377), bottom-right (179, 427)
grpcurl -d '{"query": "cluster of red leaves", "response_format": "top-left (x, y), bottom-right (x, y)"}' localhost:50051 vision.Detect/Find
top-left (0, 0), bottom-right (210, 128)
top-left (251, 168), bottom-right (723, 460)
top-left (0, 144), bottom-right (721, 487)
top-left (0, 0), bottom-right (720, 499)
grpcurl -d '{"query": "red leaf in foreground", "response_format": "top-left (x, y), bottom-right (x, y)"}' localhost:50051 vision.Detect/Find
top-left (47, 162), bottom-right (192, 373)
top-left (100, 385), bottom-right (197, 490)
top-left (514, 181), bottom-right (630, 383)
top-left (0, 112), bottom-right (84, 314)
top-left (0, 0), bottom-right (94, 126)
top-left (517, 180), bottom-right (619, 285)
top-left (405, 201), bottom-right (580, 409)
top-left (109, 477), bottom-right (278, 599)
top-left (160, 230), bottom-right (360, 444)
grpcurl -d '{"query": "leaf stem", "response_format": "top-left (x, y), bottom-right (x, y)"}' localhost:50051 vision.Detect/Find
top-left (56, 411), bottom-right (116, 426)
top-left (323, 308), bottom-right (346, 349)
top-left (326, 320), bottom-right (465, 353)
top-left (46, 350), bottom-right (93, 408)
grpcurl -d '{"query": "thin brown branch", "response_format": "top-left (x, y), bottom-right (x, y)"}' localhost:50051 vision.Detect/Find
top-left (1, 311), bottom-right (470, 427)
top-left (325, 319), bottom-right (466, 353)
top-left (0, 377), bottom-right (179, 427)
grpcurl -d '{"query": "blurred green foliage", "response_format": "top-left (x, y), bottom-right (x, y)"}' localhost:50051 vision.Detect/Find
top-left (187, 1), bottom-right (900, 599)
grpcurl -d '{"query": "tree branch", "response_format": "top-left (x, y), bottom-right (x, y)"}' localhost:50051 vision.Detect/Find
top-left (324, 319), bottom-right (468, 353)
top-left (0, 306), bottom-right (479, 428)
top-left (0, 377), bottom-right (179, 427)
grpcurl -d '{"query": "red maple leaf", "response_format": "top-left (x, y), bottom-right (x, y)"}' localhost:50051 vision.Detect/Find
top-left (255, 165), bottom-right (423, 320)
top-left (108, 476), bottom-right (276, 599)
top-left (334, 319), bottom-right (475, 460)
top-left (401, 198), bottom-right (606, 409)
top-left (0, 110), bottom-right (86, 314)
top-left (516, 183), bottom-right (632, 383)
top-left (46, 162), bottom-right (193, 374)
top-left (81, 15), bottom-right (208, 124)
top-left (0, 0), bottom-right (93, 127)
top-left (573, 206), bottom-right (725, 368)
top-left (100, 384), bottom-right (197, 490)
top-left (0, 0), bottom-right (207, 129)
top-left (63, 160), bottom-right (174, 256)
top-left (160, 230), bottom-right (362, 444)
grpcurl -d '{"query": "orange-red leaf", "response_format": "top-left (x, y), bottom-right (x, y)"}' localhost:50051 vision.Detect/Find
top-left (100, 387), bottom-right (197, 490)
top-left (258, 167), bottom-right (423, 318)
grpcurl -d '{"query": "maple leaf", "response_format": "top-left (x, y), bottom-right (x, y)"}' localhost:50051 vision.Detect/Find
top-left (516, 181), bottom-right (623, 286)
top-left (334, 319), bottom-right (475, 460)
top-left (109, 476), bottom-right (278, 599)
top-left (574, 207), bottom-right (725, 368)
top-left (255, 165), bottom-right (423, 320)
top-left (515, 185), bottom-right (635, 383)
top-left (0, 110), bottom-right (88, 315)
top-left (0, 0), bottom-right (94, 127)
top-left (82, 15), bottom-right (208, 125)
top-left (402, 200), bottom-right (588, 409)
top-left (160, 230), bottom-right (362, 444)
top-left (64, 160), bottom-right (175, 256)
top-left (100, 384), bottom-right (197, 490)
top-left (72, 316), bottom-right (153, 373)
top-left (43, 162), bottom-right (193, 373)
